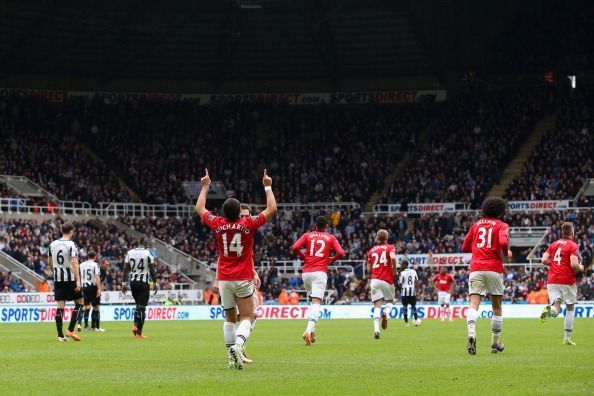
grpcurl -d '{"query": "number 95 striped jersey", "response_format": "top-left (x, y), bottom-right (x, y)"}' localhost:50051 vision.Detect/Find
top-left (125, 248), bottom-right (154, 283)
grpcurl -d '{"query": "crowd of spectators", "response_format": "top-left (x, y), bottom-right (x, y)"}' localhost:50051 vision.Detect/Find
top-left (0, 218), bottom-right (187, 291)
top-left (380, 86), bottom-right (551, 208)
top-left (0, 97), bottom-right (130, 205)
top-left (0, 271), bottom-right (29, 292)
top-left (505, 85), bottom-right (593, 201)
top-left (122, 207), bottom-right (593, 304)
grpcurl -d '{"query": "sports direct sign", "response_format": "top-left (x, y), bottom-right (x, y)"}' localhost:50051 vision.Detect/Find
top-left (0, 290), bottom-right (203, 305)
top-left (2, 304), bottom-right (593, 323)
top-left (508, 200), bottom-right (571, 211)
top-left (396, 253), bottom-right (472, 266)
top-left (0, 87), bottom-right (446, 105)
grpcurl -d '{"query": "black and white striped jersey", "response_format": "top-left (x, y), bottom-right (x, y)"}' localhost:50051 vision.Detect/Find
top-left (125, 248), bottom-right (154, 283)
top-left (49, 239), bottom-right (79, 282)
top-left (80, 260), bottom-right (99, 287)
top-left (399, 268), bottom-right (418, 297)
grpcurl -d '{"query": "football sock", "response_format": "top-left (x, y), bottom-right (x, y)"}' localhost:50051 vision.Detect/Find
top-left (550, 306), bottom-right (559, 317)
top-left (223, 321), bottom-right (237, 349)
top-left (412, 305), bottom-right (418, 321)
top-left (84, 308), bottom-right (90, 327)
top-left (68, 304), bottom-right (83, 332)
top-left (134, 307), bottom-right (142, 330)
top-left (91, 309), bottom-right (99, 328)
top-left (235, 319), bottom-right (252, 348)
top-left (385, 302), bottom-right (394, 316)
top-left (491, 315), bottom-right (503, 344)
top-left (440, 306), bottom-right (445, 319)
top-left (55, 308), bottom-right (64, 338)
top-left (137, 307), bottom-right (146, 334)
top-left (306, 303), bottom-right (320, 334)
top-left (445, 306), bottom-right (450, 319)
top-left (403, 305), bottom-right (408, 323)
top-left (373, 307), bottom-right (381, 333)
top-left (564, 311), bottom-right (574, 341)
top-left (466, 308), bottom-right (478, 338)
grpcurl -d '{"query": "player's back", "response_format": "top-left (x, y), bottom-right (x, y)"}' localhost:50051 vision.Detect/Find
top-left (299, 231), bottom-right (341, 273)
top-left (79, 260), bottom-right (99, 287)
top-left (49, 239), bottom-right (78, 282)
top-left (367, 243), bottom-right (395, 284)
top-left (125, 248), bottom-right (153, 283)
top-left (202, 211), bottom-right (266, 280)
top-left (462, 217), bottom-right (509, 273)
top-left (546, 238), bottom-right (579, 285)
top-left (399, 268), bottom-right (418, 296)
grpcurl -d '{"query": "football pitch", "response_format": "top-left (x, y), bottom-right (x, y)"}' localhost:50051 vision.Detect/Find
top-left (1, 319), bottom-right (592, 395)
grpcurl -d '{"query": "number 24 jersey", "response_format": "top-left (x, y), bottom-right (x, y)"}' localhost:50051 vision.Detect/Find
top-left (125, 248), bottom-right (154, 283)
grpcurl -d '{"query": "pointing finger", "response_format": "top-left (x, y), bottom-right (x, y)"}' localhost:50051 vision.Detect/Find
top-left (205, 168), bottom-right (209, 176)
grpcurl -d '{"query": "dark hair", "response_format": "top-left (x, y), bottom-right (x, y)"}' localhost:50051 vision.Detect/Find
top-left (315, 216), bottom-right (328, 230)
top-left (88, 251), bottom-right (97, 260)
top-left (223, 198), bottom-right (241, 222)
top-left (240, 203), bottom-right (251, 212)
top-left (61, 222), bottom-right (74, 235)
top-left (400, 260), bottom-right (409, 269)
top-left (561, 222), bottom-right (574, 238)
top-left (481, 197), bottom-right (507, 219)
top-left (137, 238), bottom-right (147, 247)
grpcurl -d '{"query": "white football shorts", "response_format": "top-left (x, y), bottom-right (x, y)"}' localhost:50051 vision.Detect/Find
top-left (547, 284), bottom-right (577, 305)
top-left (219, 280), bottom-right (255, 310)
top-left (469, 271), bottom-right (504, 296)
top-left (302, 271), bottom-right (328, 300)
top-left (370, 279), bottom-right (395, 302)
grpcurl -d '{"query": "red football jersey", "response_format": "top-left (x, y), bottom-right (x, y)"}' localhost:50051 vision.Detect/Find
top-left (367, 244), bottom-right (396, 284)
top-left (462, 218), bottom-right (509, 274)
top-left (434, 273), bottom-right (455, 292)
top-left (291, 231), bottom-right (345, 273)
top-left (202, 211), bottom-right (266, 281)
top-left (545, 238), bottom-right (580, 285)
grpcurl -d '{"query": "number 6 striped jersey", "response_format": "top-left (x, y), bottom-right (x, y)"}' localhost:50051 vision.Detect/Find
top-left (49, 239), bottom-right (79, 282)
top-left (125, 247), bottom-right (154, 283)
top-left (462, 217), bottom-right (509, 274)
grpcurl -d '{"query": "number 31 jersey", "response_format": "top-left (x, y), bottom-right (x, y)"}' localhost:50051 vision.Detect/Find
top-left (125, 248), bottom-right (154, 283)
top-left (462, 218), bottom-right (509, 274)
top-left (202, 211), bottom-right (267, 281)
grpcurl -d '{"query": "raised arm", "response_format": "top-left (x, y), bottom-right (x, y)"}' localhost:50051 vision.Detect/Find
top-left (195, 168), bottom-right (211, 219)
top-left (261, 169), bottom-right (277, 220)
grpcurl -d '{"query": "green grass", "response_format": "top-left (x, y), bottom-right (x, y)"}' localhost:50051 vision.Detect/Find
top-left (0, 319), bottom-right (592, 395)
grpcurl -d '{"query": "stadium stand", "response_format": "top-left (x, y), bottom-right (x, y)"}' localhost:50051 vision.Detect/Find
top-left (0, 218), bottom-right (188, 291)
top-left (505, 85), bottom-right (594, 200)
top-left (380, 86), bottom-right (551, 208)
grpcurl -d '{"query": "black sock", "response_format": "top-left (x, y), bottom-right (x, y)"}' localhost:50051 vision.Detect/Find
top-left (137, 307), bottom-right (146, 335)
top-left (134, 307), bottom-right (142, 333)
top-left (412, 306), bottom-right (418, 320)
top-left (403, 305), bottom-right (408, 323)
top-left (84, 309), bottom-right (90, 327)
top-left (92, 310), bottom-right (100, 328)
top-left (55, 308), bottom-right (64, 338)
top-left (68, 304), bottom-right (83, 332)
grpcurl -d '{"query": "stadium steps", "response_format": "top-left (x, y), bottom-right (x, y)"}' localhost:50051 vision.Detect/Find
top-left (79, 144), bottom-right (142, 202)
top-left (0, 251), bottom-right (45, 290)
top-left (487, 112), bottom-right (558, 198)
top-left (0, 175), bottom-right (59, 200)
top-left (363, 112), bottom-right (443, 212)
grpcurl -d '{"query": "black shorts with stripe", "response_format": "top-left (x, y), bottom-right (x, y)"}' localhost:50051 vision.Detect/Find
top-left (401, 295), bottom-right (417, 306)
top-left (54, 281), bottom-right (83, 302)
top-left (131, 281), bottom-right (150, 306)
top-left (83, 285), bottom-right (100, 306)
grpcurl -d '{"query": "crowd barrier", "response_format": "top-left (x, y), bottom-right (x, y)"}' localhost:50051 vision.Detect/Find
top-left (1, 303), bottom-right (593, 323)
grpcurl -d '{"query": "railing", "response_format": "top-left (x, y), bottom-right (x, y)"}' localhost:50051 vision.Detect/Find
top-left (257, 259), bottom-right (364, 277)
top-left (99, 202), bottom-right (196, 218)
top-left (149, 236), bottom-right (205, 283)
top-left (249, 202), bottom-right (360, 212)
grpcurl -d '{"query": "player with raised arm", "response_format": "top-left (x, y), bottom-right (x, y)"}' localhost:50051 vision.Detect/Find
top-left (78, 251), bottom-right (104, 332)
top-left (48, 222), bottom-right (84, 342)
top-left (462, 197), bottom-right (511, 355)
top-left (539, 222), bottom-right (585, 345)
top-left (122, 239), bottom-right (158, 339)
top-left (291, 216), bottom-right (344, 345)
top-left (432, 267), bottom-right (457, 322)
top-left (366, 229), bottom-right (396, 339)
top-left (399, 260), bottom-right (420, 327)
top-left (196, 169), bottom-right (276, 370)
